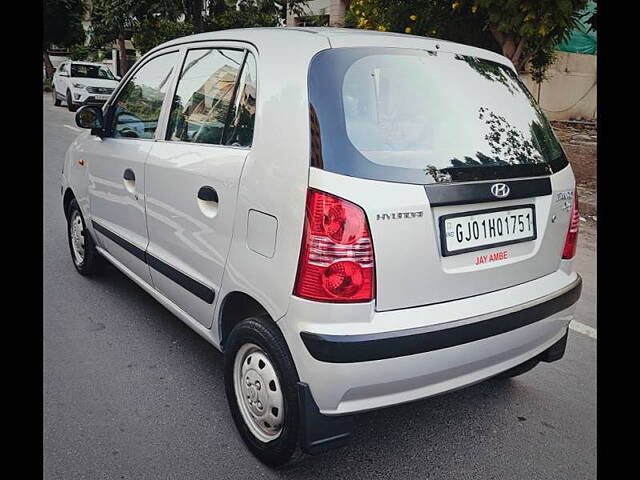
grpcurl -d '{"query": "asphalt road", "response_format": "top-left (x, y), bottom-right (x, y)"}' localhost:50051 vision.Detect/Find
top-left (44, 94), bottom-right (596, 480)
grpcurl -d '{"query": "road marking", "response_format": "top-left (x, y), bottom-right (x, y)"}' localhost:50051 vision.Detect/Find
top-left (64, 125), bottom-right (82, 133)
top-left (569, 320), bottom-right (597, 339)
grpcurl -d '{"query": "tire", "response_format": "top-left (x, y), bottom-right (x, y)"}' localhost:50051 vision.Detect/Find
top-left (66, 90), bottom-right (77, 112)
top-left (52, 88), bottom-right (61, 106)
top-left (66, 198), bottom-right (104, 276)
top-left (224, 316), bottom-right (300, 467)
top-left (495, 357), bottom-right (540, 379)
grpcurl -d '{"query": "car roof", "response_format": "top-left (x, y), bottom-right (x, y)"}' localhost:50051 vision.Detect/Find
top-left (68, 61), bottom-right (108, 67)
top-left (149, 27), bottom-right (514, 71)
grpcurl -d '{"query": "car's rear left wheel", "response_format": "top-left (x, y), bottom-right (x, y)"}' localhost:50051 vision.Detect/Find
top-left (224, 316), bottom-right (300, 467)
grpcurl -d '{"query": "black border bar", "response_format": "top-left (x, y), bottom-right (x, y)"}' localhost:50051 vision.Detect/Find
top-left (300, 276), bottom-right (582, 363)
top-left (425, 177), bottom-right (552, 207)
top-left (91, 220), bottom-right (215, 304)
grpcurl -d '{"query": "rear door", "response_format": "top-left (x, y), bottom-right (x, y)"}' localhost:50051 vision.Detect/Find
top-left (145, 44), bottom-right (258, 328)
top-left (308, 47), bottom-right (575, 311)
top-left (88, 49), bottom-right (181, 285)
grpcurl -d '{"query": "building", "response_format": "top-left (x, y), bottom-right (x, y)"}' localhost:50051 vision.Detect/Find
top-left (286, 0), bottom-right (350, 27)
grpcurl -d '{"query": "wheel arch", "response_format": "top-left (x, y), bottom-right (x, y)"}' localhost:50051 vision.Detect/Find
top-left (63, 187), bottom-right (77, 219)
top-left (218, 291), bottom-right (271, 350)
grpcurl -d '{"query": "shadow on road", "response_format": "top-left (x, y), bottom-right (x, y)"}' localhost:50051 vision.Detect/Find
top-left (90, 260), bottom-right (528, 477)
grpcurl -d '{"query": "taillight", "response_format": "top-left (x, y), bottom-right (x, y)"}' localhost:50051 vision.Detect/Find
top-left (562, 192), bottom-right (580, 259)
top-left (294, 189), bottom-right (374, 302)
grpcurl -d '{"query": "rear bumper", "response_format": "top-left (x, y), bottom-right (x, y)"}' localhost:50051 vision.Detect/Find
top-left (279, 270), bottom-right (581, 417)
top-left (297, 329), bottom-right (571, 455)
top-left (300, 277), bottom-right (581, 363)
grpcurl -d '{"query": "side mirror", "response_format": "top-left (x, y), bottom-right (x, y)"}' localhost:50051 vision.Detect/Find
top-left (75, 106), bottom-right (104, 134)
top-left (115, 75), bottom-right (121, 81)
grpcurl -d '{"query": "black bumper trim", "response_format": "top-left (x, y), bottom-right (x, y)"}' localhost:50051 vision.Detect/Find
top-left (300, 276), bottom-right (582, 363)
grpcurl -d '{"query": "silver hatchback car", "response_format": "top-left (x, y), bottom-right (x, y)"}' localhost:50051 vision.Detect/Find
top-left (62, 27), bottom-right (581, 466)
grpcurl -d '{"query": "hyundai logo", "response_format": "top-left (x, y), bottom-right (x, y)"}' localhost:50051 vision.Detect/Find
top-left (490, 183), bottom-right (510, 198)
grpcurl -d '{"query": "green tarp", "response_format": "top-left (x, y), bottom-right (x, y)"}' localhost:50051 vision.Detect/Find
top-left (556, 0), bottom-right (597, 55)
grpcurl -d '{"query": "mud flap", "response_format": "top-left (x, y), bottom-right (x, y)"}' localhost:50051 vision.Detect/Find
top-left (297, 381), bottom-right (354, 455)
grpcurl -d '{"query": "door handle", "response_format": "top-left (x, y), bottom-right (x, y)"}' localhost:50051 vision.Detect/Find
top-left (197, 186), bottom-right (218, 218)
top-left (197, 186), bottom-right (218, 203)
top-left (123, 168), bottom-right (137, 197)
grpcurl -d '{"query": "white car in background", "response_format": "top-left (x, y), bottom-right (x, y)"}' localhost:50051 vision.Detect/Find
top-left (52, 61), bottom-right (120, 112)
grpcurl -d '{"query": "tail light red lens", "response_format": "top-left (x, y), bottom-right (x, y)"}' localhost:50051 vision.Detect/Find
top-left (562, 192), bottom-right (580, 259)
top-left (294, 189), bottom-right (374, 302)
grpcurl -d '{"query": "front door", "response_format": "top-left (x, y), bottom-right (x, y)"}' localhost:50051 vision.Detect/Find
top-left (88, 50), bottom-right (181, 285)
top-left (145, 46), bottom-right (258, 328)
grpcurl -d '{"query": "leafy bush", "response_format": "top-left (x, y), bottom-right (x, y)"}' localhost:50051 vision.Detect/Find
top-left (43, 78), bottom-right (53, 92)
top-left (69, 44), bottom-right (103, 61)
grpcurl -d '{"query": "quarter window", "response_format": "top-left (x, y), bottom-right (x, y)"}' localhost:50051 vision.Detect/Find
top-left (166, 48), bottom-right (245, 145)
top-left (224, 53), bottom-right (257, 147)
top-left (110, 51), bottom-right (179, 140)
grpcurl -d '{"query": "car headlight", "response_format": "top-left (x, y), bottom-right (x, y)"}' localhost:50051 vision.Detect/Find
top-left (72, 83), bottom-right (86, 89)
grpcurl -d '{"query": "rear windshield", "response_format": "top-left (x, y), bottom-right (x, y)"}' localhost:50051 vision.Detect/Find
top-left (308, 47), bottom-right (567, 184)
top-left (71, 64), bottom-right (116, 80)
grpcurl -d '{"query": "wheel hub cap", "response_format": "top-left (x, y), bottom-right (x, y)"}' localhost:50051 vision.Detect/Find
top-left (233, 343), bottom-right (284, 442)
top-left (70, 211), bottom-right (85, 265)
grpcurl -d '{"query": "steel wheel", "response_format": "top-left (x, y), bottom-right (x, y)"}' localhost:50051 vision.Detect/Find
top-left (233, 343), bottom-right (284, 443)
top-left (69, 210), bottom-right (85, 266)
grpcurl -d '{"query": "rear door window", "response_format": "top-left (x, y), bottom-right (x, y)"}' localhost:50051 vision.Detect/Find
top-left (166, 48), bottom-right (245, 145)
top-left (309, 48), bottom-right (567, 184)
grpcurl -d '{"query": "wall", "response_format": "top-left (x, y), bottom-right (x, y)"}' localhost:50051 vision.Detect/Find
top-left (286, 0), bottom-right (344, 26)
top-left (520, 50), bottom-right (597, 121)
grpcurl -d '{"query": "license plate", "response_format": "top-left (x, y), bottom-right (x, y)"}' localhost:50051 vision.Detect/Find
top-left (439, 205), bottom-right (537, 256)
top-left (94, 95), bottom-right (110, 100)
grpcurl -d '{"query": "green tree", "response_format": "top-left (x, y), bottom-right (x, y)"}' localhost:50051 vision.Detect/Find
top-left (90, 0), bottom-right (183, 74)
top-left (204, 1), bottom-right (309, 31)
top-left (43, 0), bottom-right (87, 79)
top-left (130, 0), bottom-right (191, 55)
top-left (346, 0), bottom-right (588, 79)
top-left (89, 0), bottom-right (138, 75)
top-left (455, 0), bottom-right (588, 76)
top-left (133, 19), bottom-right (195, 55)
top-left (90, 1), bottom-right (310, 69)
